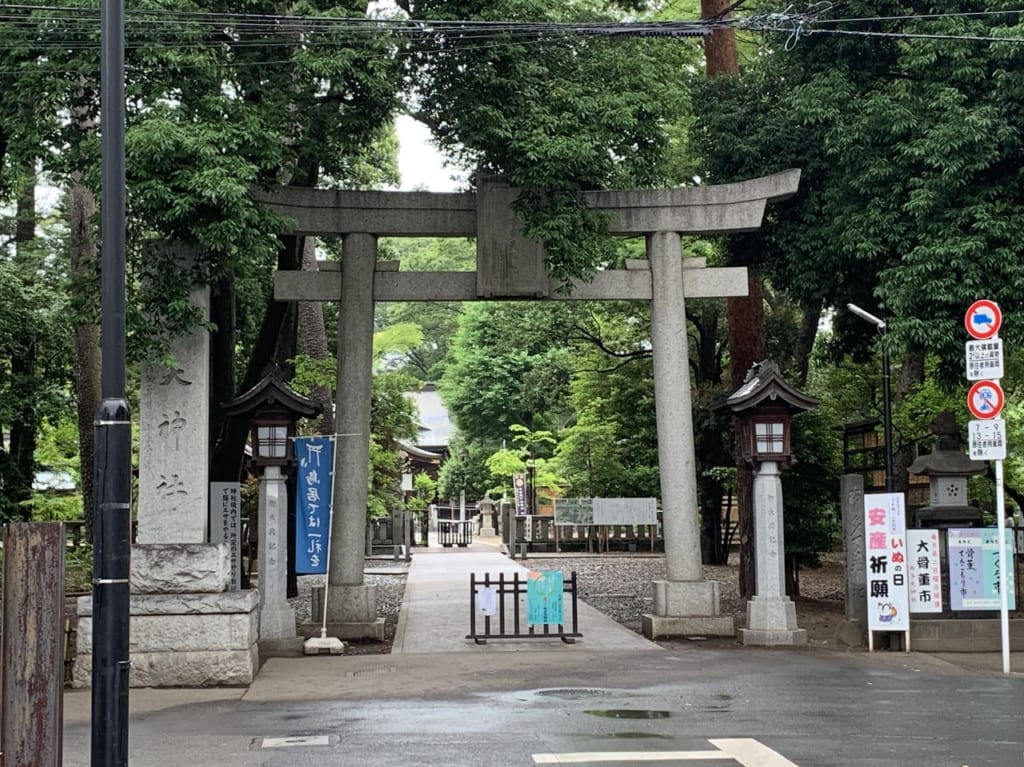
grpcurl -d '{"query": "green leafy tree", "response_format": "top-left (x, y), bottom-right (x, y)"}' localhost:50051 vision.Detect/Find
top-left (439, 302), bottom-right (576, 447)
top-left (401, 0), bottom-right (696, 284)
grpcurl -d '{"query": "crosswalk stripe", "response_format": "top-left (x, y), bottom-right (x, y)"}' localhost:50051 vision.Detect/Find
top-left (533, 750), bottom-right (732, 763)
top-left (709, 739), bottom-right (800, 767)
top-left (532, 738), bottom-right (800, 765)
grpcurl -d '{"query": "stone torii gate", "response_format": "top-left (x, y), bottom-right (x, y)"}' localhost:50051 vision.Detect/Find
top-left (258, 170), bottom-right (800, 640)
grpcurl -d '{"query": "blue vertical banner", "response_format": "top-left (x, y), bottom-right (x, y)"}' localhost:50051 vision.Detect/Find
top-left (526, 570), bottom-right (564, 626)
top-left (294, 436), bottom-right (334, 574)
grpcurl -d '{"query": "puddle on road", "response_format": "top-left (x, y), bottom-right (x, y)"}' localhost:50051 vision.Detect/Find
top-left (584, 709), bottom-right (672, 719)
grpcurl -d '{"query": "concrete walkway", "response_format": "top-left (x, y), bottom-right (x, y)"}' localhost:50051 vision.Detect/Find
top-left (391, 535), bottom-right (661, 654)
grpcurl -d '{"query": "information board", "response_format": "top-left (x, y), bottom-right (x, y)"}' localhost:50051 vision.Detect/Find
top-left (864, 493), bottom-right (910, 631)
top-left (947, 528), bottom-right (1016, 610)
top-left (907, 529), bottom-right (942, 613)
top-left (554, 498), bottom-right (595, 525)
top-left (209, 481), bottom-right (242, 590)
top-left (526, 570), bottom-right (564, 626)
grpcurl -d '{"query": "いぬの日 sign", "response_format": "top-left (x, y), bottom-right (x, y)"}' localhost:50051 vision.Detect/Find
top-left (965, 300), bottom-right (1002, 340)
top-left (966, 380), bottom-right (1004, 420)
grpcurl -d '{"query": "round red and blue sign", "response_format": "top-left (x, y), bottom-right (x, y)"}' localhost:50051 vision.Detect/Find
top-left (967, 379), bottom-right (1004, 419)
top-left (965, 300), bottom-right (1002, 340)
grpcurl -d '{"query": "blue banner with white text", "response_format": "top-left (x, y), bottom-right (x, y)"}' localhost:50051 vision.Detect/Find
top-left (294, 436), bottom-right (333, 574)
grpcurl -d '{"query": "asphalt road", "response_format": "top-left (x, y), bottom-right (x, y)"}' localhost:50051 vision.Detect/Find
top-left (62, 645), bottom-right (1023, 767)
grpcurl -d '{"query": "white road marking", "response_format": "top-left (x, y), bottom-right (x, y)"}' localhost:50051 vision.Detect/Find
top-left (710, 739), bottom-right (801, 767)
top-left (261, 735), bottom-right (331, 748)
top-left (533, 738), bottom-right (799, 765)
top-left (533, 752), bottom-right (730, 763)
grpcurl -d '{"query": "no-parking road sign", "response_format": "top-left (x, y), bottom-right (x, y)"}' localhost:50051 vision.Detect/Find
top-left (965, 300), bottom-right (1002, 340)
top-left (967, 380), bottom-right (1004, 419)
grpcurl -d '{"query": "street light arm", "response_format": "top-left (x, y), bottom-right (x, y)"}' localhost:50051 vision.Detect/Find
top-left (846, 303), bottom-right (887, 331)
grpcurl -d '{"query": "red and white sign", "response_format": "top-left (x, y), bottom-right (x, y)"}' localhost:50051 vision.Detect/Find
top-left (965, 300), bottom-right (1002, 340)
top-left (864, 493), bottom-right (909, 632)
top-left (966, 380), bottom-right (1004, 419)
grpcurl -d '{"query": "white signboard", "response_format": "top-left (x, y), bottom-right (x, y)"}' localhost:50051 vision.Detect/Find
top-left (594, 497), bottom-right (658, 526)
top-left (209, 481), bottom-right (242, 590)
top-left (968, 418), bottom-right (1007, 461)
top-left (907, 529), bottom-right (943, 613)
top-left (965, 338), bottom-right (1003, 380)
top-left (864, 493), bottom-right (910, 631)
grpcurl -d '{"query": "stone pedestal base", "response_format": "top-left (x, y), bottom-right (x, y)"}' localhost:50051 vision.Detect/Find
top-left (309, 583), bottom-right (383, 640)
top-left (835, 619), bottom-right (866, 647)
top-left (299, 618), bottom-right (386, 641)
top-left (259, 601), bottom-right (296, 641)
top-left (641, 580), bottom-right (735, 639)
top-left (74, 591), bottom-right (259, 688)
top-left (739, 596), bottom-right (806, 646)
top-left (324, 583), bottom-right (377, 621)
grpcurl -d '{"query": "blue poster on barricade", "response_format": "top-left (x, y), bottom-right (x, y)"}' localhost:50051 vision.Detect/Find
top-left (294, 436), bottom-right (334, 574)
top-left (526, 570), bottom-right (564, 626)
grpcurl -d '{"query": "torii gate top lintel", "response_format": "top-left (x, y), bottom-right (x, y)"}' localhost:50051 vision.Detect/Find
top-left (264, 169), bottom-right (800, 302)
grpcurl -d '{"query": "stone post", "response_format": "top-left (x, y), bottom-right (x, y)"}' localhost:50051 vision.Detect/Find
top-left (326, 232), bottom-right (382, 638)
top-left (739, 461), bottom-right (806, 646)
top-left (137, 254), bottom-right (210, 543)
top-left (836, 473), bottom-right (867, 646)
top-left (642, 231), bottom-right (733, 638)
top-left (257, 465), bottom-right (295, 640)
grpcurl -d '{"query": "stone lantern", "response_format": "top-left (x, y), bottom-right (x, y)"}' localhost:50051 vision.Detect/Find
top-left (224, 370), bottom-right (320, 641)
top-left (719, 360), bottom-right (818, 646)
top-left (908, 411), bottom-right (984, 528)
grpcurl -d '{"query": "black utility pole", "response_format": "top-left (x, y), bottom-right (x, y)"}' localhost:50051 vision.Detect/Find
top-left (847, 303), bottom-right (895, 493)
top-left (93, 0), bottom-right (132, 763)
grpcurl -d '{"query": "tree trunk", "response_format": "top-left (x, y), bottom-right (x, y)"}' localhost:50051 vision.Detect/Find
top-left (298, 238), bottom-right (335, 435)
top-left (208, 234), bottom-right (304, 483)
top-left (728, 281), bottom-right (765, 597)
top-left (69, 174), bottom-right (100, 536)
top-left (7, 179), bottom-right (38, 520)
top-left (701, 0), bottom-right (757, 596)
top-left (792, 300), bottom-right (822, 389)
top-left (700, 0), bottom-right (740, 76)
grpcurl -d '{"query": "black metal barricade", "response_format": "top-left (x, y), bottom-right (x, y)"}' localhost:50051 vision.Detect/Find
top-left (439, 519), bottom-right (473, 547)
top-left (467, 571), bottom-right (581, 644)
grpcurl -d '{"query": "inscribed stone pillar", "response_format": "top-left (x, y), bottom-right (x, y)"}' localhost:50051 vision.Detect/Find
top-left (325, 232), bottom-right (381, 636)
top-left (642, 231), bottom-right (733, 638)
top-left (257, 465), bottom-right (295, 639)
top-left (836, 473), bottom-right (867, 646)
top-left (138, 265), bottom-right (210, 544)
top-left (739, 461), bottom-right (806, 646)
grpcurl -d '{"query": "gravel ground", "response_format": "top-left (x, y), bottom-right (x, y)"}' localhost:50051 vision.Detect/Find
top-left (290, 559), bottom-right (410, 626)
top-left (288, 552), bottom-right (848, 652)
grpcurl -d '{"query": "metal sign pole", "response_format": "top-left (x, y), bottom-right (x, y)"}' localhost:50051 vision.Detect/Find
top-left (995, 459), bottom-right (1011, 674)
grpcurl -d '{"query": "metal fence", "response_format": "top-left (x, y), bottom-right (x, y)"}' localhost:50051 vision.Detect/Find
top-left (467, 570), bottom-right (581, 644)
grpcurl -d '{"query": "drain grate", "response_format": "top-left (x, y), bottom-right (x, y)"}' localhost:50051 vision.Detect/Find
top-left (348, 666), bottom-right (398, 677)
top-left (535, 688), bottom-right (611, 700)
top-left (259, 735), bottom-right (332, 748)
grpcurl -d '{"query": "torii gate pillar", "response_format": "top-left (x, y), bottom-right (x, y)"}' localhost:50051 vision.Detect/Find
top-left (263, 170), bottom-right (800, 640)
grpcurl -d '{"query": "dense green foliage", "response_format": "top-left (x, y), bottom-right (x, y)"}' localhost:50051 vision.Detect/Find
top-left (401, 0), bottom-right (697, 284)
top-left (693, 1), bottom-right (1024, 382)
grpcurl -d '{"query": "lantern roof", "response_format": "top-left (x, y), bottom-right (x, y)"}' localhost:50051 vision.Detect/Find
top-left (222, 368), bottom-right (321, 419)
top-left (908, 411), bottom-right (985, 478)
top-left (718, 360), bottom-right (819, 416)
